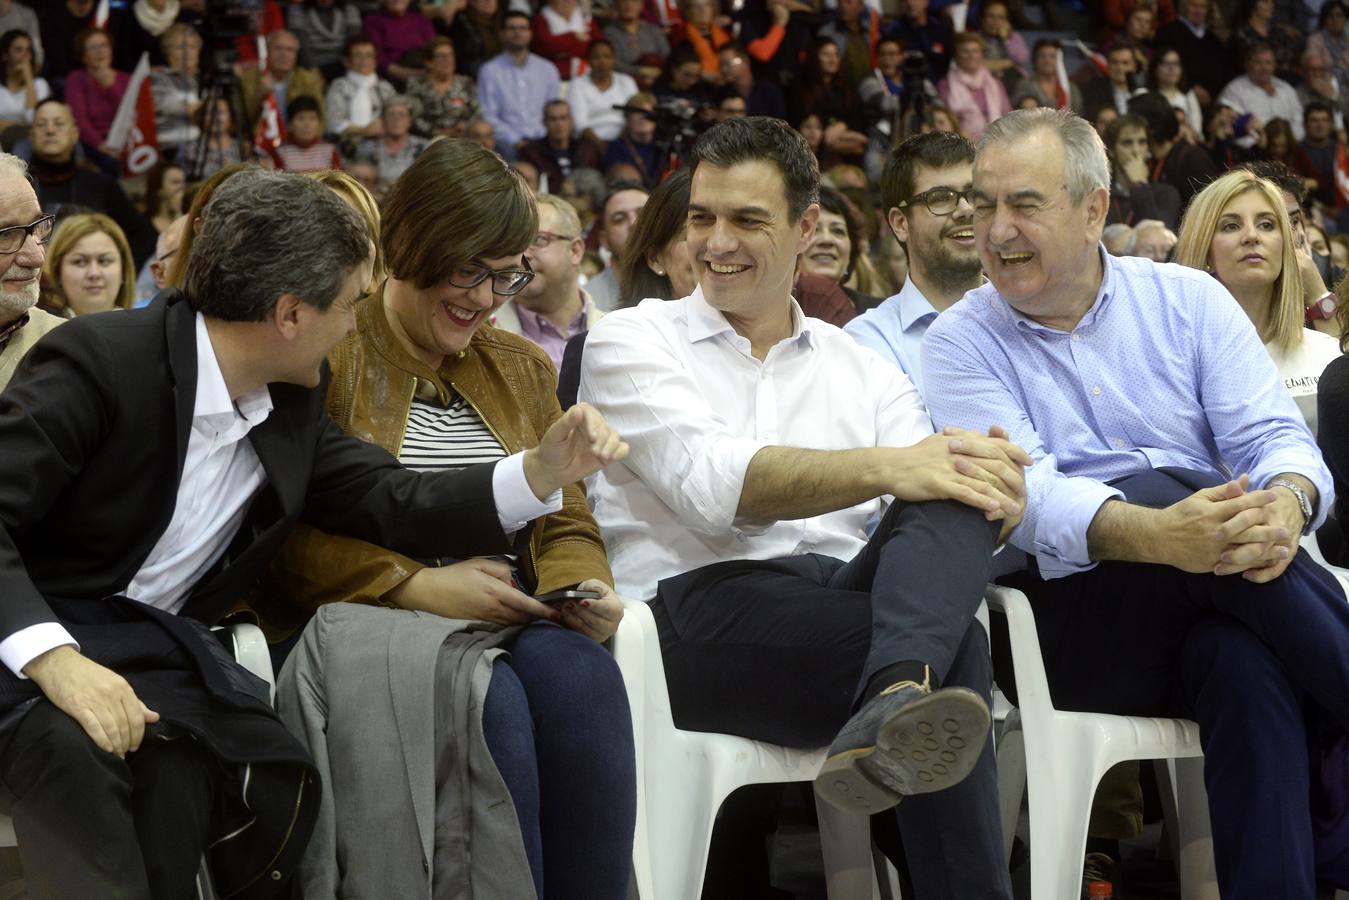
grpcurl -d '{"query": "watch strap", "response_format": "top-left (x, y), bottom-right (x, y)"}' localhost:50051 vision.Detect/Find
top-left (1268, 478), bottom-right (1314, 535)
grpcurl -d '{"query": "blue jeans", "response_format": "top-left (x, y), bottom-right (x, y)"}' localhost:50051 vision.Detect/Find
top-left (482, 623), bottom-right (636, 900)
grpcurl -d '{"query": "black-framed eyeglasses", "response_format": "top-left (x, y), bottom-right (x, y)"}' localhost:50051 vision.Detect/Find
top-left (0, 215), bottom-right (54, 254)
top-left (448, 257), bottom-right (535, 296)
top-left (896, 187), bottom-right (975, 217)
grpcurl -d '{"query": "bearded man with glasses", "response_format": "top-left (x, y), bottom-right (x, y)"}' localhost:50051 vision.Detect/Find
top-left (493, 191), bottom-right (605, 371)
top-left (0, 155), bottom-right (60, 391)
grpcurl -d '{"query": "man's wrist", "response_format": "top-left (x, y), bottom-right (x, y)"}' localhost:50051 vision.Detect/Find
top-left (22, 644), bottom-right (77, 683)
top-left (1267, 479), bottom-right (1311, 535)
top-left (521, 447), bottom-right (561, 501)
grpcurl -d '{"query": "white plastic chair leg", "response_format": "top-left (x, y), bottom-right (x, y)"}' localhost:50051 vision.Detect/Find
top-left (1172, 757), bottom-right (1219, 900)
top-left (995, 709), bottom-right (1025, 864)
top-left (1024, 731), bottom-right (1102, 900)
top-left (815, 798), bottom-right (881, 899)
top-left (872, 846), bottom-right (903, 900)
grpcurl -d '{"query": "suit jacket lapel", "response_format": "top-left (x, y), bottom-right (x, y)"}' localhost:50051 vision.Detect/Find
top-left (163, 295), bottom-right (199, 480)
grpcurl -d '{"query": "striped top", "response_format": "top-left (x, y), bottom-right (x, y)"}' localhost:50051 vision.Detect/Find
top-left (398, 394), bottom-right (507, 472)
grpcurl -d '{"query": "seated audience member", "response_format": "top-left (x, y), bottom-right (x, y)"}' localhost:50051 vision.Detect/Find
top-left (518, 99), bottom-right (603, 190)
top-left (1175, 169), bottom-right (1341, 434)
top-left (977, 1), bottom-right (1028, 93)
top-left (142, 162), bottom-right (186, 233)
top-left (1103, 222), bottom-right (1136, 255)
top-left (650, 43), bottom-right (714, 115)
top-left (478, 12), bottom-right (560, 159)
top-left (181, 97), bottom-right (245, 180)
top-left (1297, 100), bottom-right (1340, 211)
top-left (570, 40), bottom-right (638, 143)
top-left (1233, 0), bottom-right (1304, 84)
top-left (114, 0), bottom-right (175, 69)
top-left (0, 156), bottom-right (59, 390)
top-left (1155, 0), bottom-right (1229, 106)
top-left (259, 139), bottom-right (635, 900)
top-left (891, 0), bottom-right (954, 80)
top-left (1013, 39), bottom-right (1082, 113)
top-left (1148, 47), bottom-right (1202, 137)
top-left (64, 28), bottom-right (130, 169)
top-left (1331, 233), bottom-right (1349, 271)
top-left (803, 184), bottom-right (879, 314)
top-left (580, 116), bottom-right (1025, 896)
top-left (1219, 42), bottom-right (1305, 144)
top-left (1130, 218), bottom-right (1176, 262)
top-left (38, 212), bottom-right (135, 317)
top-left (532, 0), bottom-right (602, 80)
top-left (39, 1), bottom-right (89, 82)
top-left (162, 162), bottom-right (257, 290)
top-left (846, 131), bottom-right (981, 396)
top-left (673, 0), bottom-right (729, 78)
top-left (495, 192), bottom-right (602, 369)
top-left (287, 0), bottom-right (362, 81)
top-left (144, 214), bottom-right (187, 301)
top-left (467, 114), bottom-right (496, 150)
top-left (938, 32), bottom-right (1012, 143)
top-left (712, 86), bottom-right (746, 122)
top-left (818, 0), bottom-right (881, 89)
top-left (791, 38), bottom-right (866, 161)
top-left (513, 158), bottom-right (541, 192)
top-left (601, 92), bottom-right (659, 187)
top-left (1105, 113), bottom-right (1182, 229)
top-left (1263, 117), bottom-right (1307, 180)
top-left (587, 180), bottom-right (648, 311)
top-left (1130, 91), bottom-right (1219, 211)
top-left (0, 162), bottom-right (608, 900)
top-left (604, 0), bottom-right (669, 86)
top-left (1082, 44), bottom-right (1142, 124)
top-left (1308, 1), bottom-right (1349, 94)
top-left (239, 29), bottom-right (325, 132)
top-left (352, 95), bottom-right (426, 197)
top-left (29, 100), bottom-right (157, 267)
top-left (363, 0), bottom-right (435, 84)
top-left (307, 168), bottom-right (387, 293)
top-left (922, 108), bottom-right (1348, 900)
top-left (324, 35), bottom-right (397, 145)
top-left (1102, 6), bottom-right (1158, 73)
top-left (150, 23), bottom-right (204, 161)
top-left (1317, 301), bottom-right (1349, 567)
top-left (0, 29), bottom-right (46, 130)
top-left (718, 41), bottom-right (784, 120)
top-left (406, 36), bottom-right (479, 137)
top-left (443, 0), bottom-right (501, 79)
top-left (267, 96), bottom-right (342, 172)
top-left (613, 167), bottom-right (695, 309)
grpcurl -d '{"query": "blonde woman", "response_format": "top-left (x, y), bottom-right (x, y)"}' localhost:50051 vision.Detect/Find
top-left (39, 214), bottom-right (136, 317)
top-left (307, 168), bottom-right (387, 291)
top-left (1175, 169), bottom-right (1342, 433)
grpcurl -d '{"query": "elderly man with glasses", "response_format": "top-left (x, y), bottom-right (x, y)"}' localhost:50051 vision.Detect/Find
top-left (493, 192), bottom-right (603, 370)
top-left (0, 154), bottom-right (59, 391)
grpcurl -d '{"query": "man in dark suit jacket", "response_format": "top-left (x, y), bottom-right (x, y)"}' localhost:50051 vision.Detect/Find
top-left (0, 166), bottom-right (625, 899)
top-left (1155, 0), bottom-right (1231, 105)
top-left (1081, 44), bottom-right (1141, 125)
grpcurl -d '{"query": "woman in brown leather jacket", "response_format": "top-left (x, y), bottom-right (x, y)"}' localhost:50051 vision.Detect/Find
top-left (260, 139), bottom-right (636, 900)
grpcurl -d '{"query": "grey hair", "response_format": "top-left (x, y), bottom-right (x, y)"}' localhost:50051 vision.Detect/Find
top-left (384, 94), bottom-right (413, 114)
top-left (979, 107), bottom-right (1109, 205)
top-left (1102, 222), bottom-right (1136, 255)
top-left (0, 153), bottom-right (27, 182)
top-left (185, 169), bottom-right (371, 321)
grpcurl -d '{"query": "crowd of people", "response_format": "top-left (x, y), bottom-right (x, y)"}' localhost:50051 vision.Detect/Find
top-left (2, 1), bottom-right (1349, 900)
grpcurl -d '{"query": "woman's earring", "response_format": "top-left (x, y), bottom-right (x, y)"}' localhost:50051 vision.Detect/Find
top-left (652, 266), bottom-right (666, 276)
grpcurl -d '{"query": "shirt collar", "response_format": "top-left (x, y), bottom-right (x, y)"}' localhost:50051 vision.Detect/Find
top-left (193, 312), bottom-right (273, 425)
top-left (685, 285), bottom-right (816, 348)
top-left (516, 291), bottom-right (590, 338)
top-left (896, 277), bottom-right (940, 332)
top-left (1181, 16), bottom-right (1205, 37)
top-left (0, 311), bottom-right (29, 354)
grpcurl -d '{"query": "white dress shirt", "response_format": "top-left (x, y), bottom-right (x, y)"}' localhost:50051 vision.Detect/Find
top-left (578, 288), bottom-right (933, 601)
top-left (1218, 75), bottom-right (1305, 142)
top-left (0, 313), bottom-right (560, 677)
top-left (568, 71), bottom-right (639, 141)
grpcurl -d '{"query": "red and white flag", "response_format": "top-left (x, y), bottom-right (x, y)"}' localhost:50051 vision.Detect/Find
top-left (253, 91), bottom-right (285, 151)
top-left (1334, 143), bottom-right (1349, 209)
top-left (94, 0), bottom-right (110, 29)
top-left (106, 52), bottom-right (159, 177)
top-left (1055, 48), bottom-right (1072, 110)
top-left (1074, 39), bottom-right (1109, 77)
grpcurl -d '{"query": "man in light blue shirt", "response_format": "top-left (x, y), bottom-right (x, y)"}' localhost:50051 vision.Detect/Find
top-left (476, 12), bottom-right (560, 159)
top-left (845, 131), bottom-right (982, 398)
top-left (923, 107), bottom-right (1349, 899)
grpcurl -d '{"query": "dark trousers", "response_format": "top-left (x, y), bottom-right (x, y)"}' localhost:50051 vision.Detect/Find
top-left (996, 467), bottom-right (1349, 900)
top-left (653, 499), bottom-right (1013, 900)
top-left (481, 624), bottom-right (637, 900)
top-left (0, 702), bottom-right (221, 900)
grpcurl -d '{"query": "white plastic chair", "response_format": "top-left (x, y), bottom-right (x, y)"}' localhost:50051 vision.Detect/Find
top-left (612, 599), bottom-right (898, 900)
top-left (985, 585), bottom-right (1218, 900)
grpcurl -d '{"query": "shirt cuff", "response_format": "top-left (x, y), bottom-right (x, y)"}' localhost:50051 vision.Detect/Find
top-left (1026, 479), bottom-right (1124, 579)
top-left (494, 451), bottom-right (563, 535)
top-left (0, 623), bottom-right (79, 679)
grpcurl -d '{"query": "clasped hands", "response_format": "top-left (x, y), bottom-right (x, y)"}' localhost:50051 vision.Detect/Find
top-left (1163, 474), bottom-right (1304, 582)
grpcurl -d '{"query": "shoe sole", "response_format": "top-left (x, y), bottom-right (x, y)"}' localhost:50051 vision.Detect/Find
top-left (814, 687), bottom-right (991, 814)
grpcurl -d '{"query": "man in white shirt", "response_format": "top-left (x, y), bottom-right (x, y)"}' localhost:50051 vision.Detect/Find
top-left (1219, 42), bottom-right (1305, 143)
top-left (579, 117), bottom-right (1026, 898)
top-left (0, 168), bottom-right (625, 899)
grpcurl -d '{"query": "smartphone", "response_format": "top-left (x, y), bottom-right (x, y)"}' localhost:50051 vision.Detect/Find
top-left (537, 589), bottom-right (602, 606)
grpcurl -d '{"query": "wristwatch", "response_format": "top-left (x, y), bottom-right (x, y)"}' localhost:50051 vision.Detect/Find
top-left (1268, 478), bottom-right (1314, 535)
top-left (1306, 291), bottom-right (1338, 322)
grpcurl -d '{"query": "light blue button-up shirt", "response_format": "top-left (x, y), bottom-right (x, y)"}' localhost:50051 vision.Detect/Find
top-left (477, 52), bottom-right (560, 147)
top-left (922, 249), bottom-right (1334, 579)
top-left (844, 277), bottom-right (940, 398)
